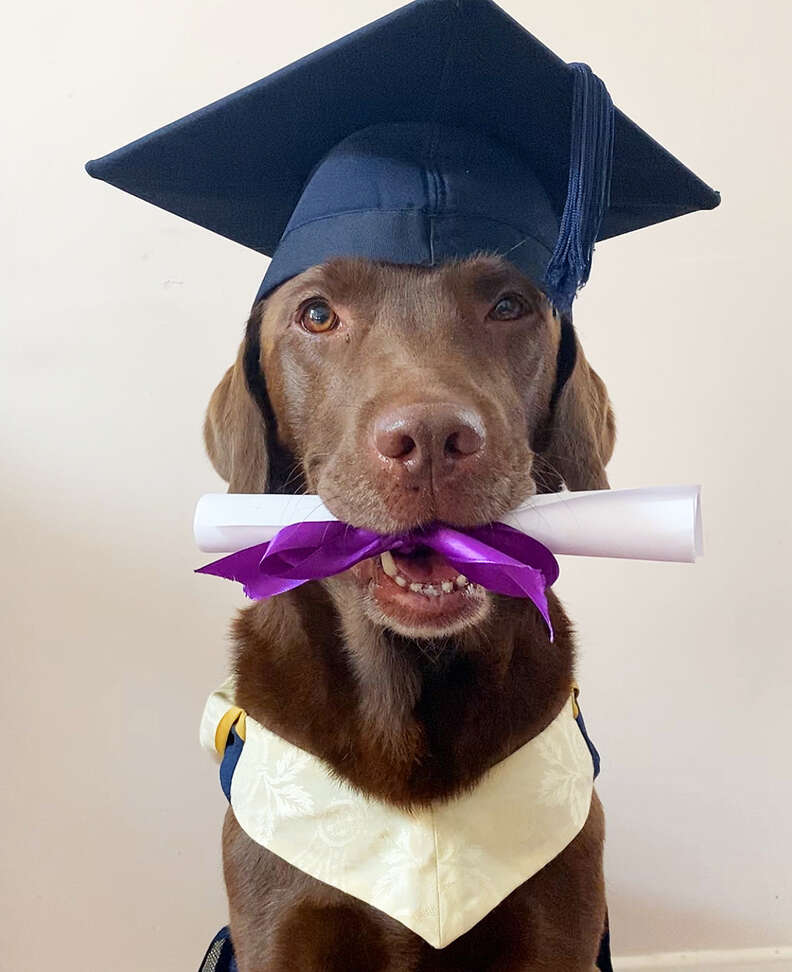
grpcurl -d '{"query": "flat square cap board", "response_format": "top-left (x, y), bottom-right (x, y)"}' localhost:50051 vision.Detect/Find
top-left (86, 0), bottom-right (720, 310)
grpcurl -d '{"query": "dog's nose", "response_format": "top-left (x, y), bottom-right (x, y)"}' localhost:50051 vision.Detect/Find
top-left (372, 404), bottom-right (485, 479)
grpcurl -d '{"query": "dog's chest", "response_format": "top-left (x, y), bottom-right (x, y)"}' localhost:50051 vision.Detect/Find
top-left (201, 677), bottom-right (598, 949)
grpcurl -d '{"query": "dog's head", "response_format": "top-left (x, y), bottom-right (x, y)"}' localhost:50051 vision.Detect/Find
top-left (205, 255), bottom-right (614, 639)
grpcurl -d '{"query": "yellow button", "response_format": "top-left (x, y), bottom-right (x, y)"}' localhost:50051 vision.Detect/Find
top-left (215, 706), bottom-right (247, 755)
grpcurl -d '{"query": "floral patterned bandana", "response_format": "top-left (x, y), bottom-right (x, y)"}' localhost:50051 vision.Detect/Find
top-left (201, 678), bottom-right (598, 949)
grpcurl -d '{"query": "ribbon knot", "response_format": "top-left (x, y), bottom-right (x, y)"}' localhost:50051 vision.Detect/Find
top-left (197, 520), bottom-right (560, 638)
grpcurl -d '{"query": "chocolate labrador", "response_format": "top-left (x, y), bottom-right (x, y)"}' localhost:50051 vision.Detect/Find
top-left (204, 253), bottom-right (615, 971)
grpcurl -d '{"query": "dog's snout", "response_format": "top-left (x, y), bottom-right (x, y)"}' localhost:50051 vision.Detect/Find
top-left (372, 403), bottom-right (485, 479)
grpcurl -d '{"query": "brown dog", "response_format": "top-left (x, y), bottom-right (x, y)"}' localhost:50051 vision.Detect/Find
top-left (204, 254), bottom-right (615, 971)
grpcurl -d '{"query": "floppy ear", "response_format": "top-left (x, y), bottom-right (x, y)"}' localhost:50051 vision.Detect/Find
top-left (534, 330), bottom-right (616, 492)
top-left (204, 342), bottom-right (270, 493)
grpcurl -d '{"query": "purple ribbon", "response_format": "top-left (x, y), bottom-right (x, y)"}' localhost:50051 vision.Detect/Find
top-left (197, 521), bottom-right (560, 637)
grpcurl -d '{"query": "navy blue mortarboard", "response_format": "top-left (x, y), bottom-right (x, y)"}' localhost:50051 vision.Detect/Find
top-left (86, 0), bottom-right (719, 312)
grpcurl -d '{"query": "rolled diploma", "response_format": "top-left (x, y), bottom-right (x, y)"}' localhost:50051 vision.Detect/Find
top-left (194, 485), bottom-right (702, 564)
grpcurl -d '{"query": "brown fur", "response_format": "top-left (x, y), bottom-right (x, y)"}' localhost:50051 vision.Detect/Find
top-left (205, 256), bottom-right (615, 970)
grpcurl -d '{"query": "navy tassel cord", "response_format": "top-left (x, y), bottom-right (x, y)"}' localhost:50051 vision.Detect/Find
top-left (544, 62), bottom-right (615, 312)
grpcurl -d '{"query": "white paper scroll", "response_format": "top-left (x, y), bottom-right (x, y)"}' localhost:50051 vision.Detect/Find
top-left (194, 485), bottom-right (702, 564)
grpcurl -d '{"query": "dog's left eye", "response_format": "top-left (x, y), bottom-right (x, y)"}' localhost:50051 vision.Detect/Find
top-left (298, 299), bottom-right (340, 333)
top-left (488, 294), bottom-right (528, 321)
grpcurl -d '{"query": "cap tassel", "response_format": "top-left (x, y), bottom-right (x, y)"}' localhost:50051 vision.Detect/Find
top-left (543, 63), bottom-right (615, 312)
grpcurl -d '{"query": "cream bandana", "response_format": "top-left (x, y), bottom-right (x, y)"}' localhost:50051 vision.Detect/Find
top-left (200, 678), bottom-right (595, 949)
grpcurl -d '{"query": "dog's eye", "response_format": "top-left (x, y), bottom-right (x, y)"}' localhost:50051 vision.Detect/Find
top-left (488, 294), bottom-right (528, 321)
top-left (299, 299), bottom-right (340, 334)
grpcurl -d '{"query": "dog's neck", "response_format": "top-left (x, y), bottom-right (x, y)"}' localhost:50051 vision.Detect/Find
top-left (231, 584), bottom-right (574, 807)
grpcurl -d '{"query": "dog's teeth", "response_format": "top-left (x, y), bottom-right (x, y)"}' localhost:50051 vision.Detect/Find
top-left (455, 574), bottom-right (468, 588)
top-left (424, 585), bottom-right (439, 597)
top-left (395, 575), bottom-right (407, 587)
top-left (409, 583), bottom-right (423, 593)
top-left (380, 550), bottom-right (398, 578)
top-left (441, 581), bottom-right (454, 593)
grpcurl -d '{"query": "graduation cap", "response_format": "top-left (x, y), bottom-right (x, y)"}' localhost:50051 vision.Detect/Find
top-left (86, 0), bottom-right (719, 312)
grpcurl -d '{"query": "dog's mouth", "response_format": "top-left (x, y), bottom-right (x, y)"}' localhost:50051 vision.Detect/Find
top-left (351, 545), bottom-right (490, 636)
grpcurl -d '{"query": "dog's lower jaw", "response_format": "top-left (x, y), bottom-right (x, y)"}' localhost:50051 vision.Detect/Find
top-left (360, 580), bottom-right (492, 642)
top-left (363, 595), bottom-right (491, 640)
top-left (348, 558), bottom-right (493, 640)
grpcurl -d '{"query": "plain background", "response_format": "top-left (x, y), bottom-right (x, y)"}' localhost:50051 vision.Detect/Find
top-left (2, 1), bottom-right (791, 969)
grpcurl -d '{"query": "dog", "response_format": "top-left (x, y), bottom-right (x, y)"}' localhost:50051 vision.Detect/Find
top-left (203, 252), bottom-right (615, 971)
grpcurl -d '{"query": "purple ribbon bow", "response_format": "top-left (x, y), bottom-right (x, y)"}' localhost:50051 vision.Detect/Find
top-left (197, 520), bottom-right (560, 637)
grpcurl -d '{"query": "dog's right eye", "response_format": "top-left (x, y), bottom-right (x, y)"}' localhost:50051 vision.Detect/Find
top-left (298, 299), bottom-right (340, 334)
top-left (487, 293), bottom-right (529, 321)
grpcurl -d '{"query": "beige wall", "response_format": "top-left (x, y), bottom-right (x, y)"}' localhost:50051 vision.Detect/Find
top-left (2, 1), bottom-right (790, 969)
